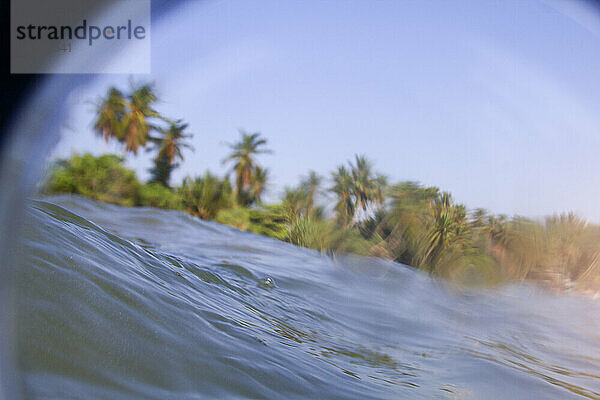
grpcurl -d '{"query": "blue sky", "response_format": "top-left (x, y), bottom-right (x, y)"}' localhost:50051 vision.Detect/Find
top-left (53, 0), bottom-right (600, 221)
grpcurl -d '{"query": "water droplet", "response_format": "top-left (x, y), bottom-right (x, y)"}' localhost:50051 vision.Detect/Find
top-left (259, 276), bottom-right (276, 288)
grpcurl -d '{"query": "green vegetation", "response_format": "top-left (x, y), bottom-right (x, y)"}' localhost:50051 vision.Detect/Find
top-left (179, 172), bottom-right (232, 219)
top-left (222, 131), bottom-right (271, 207)
top-left (93, 82), bottom-right (161, 155)
top-left (43, 81), bottom-right (600, 290)
top-left (45, 154), bottom-right (141, 206)
top-left (138, 182), bottom-right (182, 210)
top-left (331, 155), bottom-right (386, 227)
top-left (93, 82), bottom-right (194, 187)
top-left (148, 120), bottom-right (194, 187)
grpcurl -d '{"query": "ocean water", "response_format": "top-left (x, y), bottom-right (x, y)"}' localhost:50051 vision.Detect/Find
top-left (16, 195), bottom-right (600, 399)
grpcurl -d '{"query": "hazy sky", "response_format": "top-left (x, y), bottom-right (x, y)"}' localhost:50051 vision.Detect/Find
top-left (54, 0), bottom-right (600, 221)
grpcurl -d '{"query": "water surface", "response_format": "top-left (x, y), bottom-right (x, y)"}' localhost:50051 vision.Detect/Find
top-left (17, 195), bottom-right (600, 399)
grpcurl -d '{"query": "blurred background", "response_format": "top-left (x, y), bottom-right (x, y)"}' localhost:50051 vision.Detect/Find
top-left (3, 1), bottom-right (600, 399)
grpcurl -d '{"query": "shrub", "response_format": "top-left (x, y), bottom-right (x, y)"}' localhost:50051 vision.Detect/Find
top-left (215, 207), bottom-right (252, 231)
top-left (138, 182), bottom-right (182, 209)
top-left (178, 172), bottom-right (233, 219)
top-left (215, 206), bottom-right (289, 241)
top-left (44, 153), bottom-right (140, 206)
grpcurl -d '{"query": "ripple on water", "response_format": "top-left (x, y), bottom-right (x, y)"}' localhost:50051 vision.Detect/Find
top-left (16, 196), bottom-right (600, 400)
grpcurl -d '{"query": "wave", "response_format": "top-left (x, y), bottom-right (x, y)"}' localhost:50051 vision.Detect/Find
top-left (16, 195), bottom-right (600, 399)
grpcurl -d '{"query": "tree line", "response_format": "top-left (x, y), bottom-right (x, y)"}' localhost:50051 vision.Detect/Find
top-left (44, 81), bottom-right (600, 290)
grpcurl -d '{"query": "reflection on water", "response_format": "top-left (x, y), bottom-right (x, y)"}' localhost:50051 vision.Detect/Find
top-left (17, 195), bottom-right (600, 399)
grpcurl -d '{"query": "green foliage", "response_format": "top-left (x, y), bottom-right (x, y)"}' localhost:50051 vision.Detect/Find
top-left (482, 213), bottom-right (600, 285)
top-left (215, 207), bottom-right (253, 231)
top-left (419, 192), bottom-right (470, 273)
top-left (278, 171), bottom-right (378, 255)
top-left (138, 182), bottom-right (182, 209)
top-left (44, 153), bottom-right (140, 206)
top-left (93, 87), bottom-right (126, 143)
top-left (222, 130), bottom-right (272, 206)
top-left (287, 216), bottom-right (330, 251)
top-left (93, 81), bottom-right (161, 155)
top-left (148, 119), bottom-right (193, 187)
top-left (51, 84), bottom-right (600, 289)
top-left (358, 182), bottom-right (494, 279)
top-left (248, 166), bottom-right (269, 205)
top-left (148, 152), bottom-right (176, 188)
top-left (94, 82), bottom-right (193, 188)
top-left (178, 172), bottom-right (233, 219)
top-left (367, 182), bottom-right (439, 267)
top-left (247, 205), bottom-right (289, 240)
top-left (440, 251), bottom-right (503, 287)
top-left (331, 155), bottom-right (386, 226)
top-left (331, 165), bottom-right (355, 226)
top-left (282, 170), bottom-right (324, 222)
top-left (317, 222), bottom-right (377, 257)
top-left (215, 205), bottom-right (289, 240)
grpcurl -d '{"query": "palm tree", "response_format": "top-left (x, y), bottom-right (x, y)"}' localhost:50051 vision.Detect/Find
top-left (149, 119), bottom-right (193, 187)
top-left (485, 214), bottom-right (509, 245)
top-left (331, 155), bottom-right (386, 225)
top-left (470, 208), bottom-right (488, 229)
top-left (93, 87), bottom-right (126, 143)
top-left (92, 81), bottom-right (160, 155)
top-left (148, 153), bottom-right (175, 189)
top-left (249, 166), bottom-right (269, 205)
top-left (122, 82), bottom-right (160, 154)
top-left (373, 182), bottom-right (439, 266)
top-left (222, 130), bottom-right (271, 206)
top-left (299, 170), bottom-right (322, 215)
top-left (282, 186), bottom-right (307, 222)
top-left (350, 155), bottom-right (385, 212)
top-left (282, 171), bottom-right (324, 225)
top-left (420, 192), bottom-right (469, 272)
top-left (331, 165), bottom-right (355, 226)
